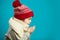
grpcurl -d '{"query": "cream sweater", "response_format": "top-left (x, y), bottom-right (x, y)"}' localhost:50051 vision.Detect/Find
top-left (5, 17), bottom-right (30, 40)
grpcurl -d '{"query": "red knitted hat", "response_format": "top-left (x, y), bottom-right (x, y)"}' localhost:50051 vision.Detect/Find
top-left (13, 0), bottom-right (34, 20)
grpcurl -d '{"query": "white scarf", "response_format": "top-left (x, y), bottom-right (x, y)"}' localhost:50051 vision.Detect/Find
top-left (9, 17), bottom-right (29, 38)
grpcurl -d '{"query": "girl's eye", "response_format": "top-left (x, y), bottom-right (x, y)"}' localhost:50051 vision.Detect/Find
top-left (29, 18), bottom-right (31, 20)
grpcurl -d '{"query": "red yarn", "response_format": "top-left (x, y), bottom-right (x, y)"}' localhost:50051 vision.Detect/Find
top-left (13, 0), bottom-right (21, 8)
top-left (15, 0), bottom-right (19, 1)
top-left (12, 0), bottom-right (34, 20)
top-left (14, 12), bottom-right (34, 20)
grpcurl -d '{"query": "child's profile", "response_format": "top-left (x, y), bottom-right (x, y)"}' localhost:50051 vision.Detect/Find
top-left (5, 0), bottom-right (35, 40)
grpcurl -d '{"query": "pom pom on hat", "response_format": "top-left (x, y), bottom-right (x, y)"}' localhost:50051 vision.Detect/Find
top-left (13, 0), bottom-right (21, 8)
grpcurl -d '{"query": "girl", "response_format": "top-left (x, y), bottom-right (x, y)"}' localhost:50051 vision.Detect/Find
top-left (5, 0), bottom-right (35, 40)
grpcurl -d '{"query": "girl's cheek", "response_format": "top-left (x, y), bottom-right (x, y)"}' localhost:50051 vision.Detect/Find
top-left (26, 20), bottom-right (30, 24)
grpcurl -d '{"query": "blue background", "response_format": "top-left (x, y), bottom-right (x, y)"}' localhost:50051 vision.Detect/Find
top-left (0, 0), bottom-right (60, 40)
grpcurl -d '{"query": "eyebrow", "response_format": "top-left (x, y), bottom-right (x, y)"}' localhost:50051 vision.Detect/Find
top-left (29, 17), bottom-right (32, 19)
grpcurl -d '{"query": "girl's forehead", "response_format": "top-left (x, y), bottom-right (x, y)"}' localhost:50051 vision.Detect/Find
top-left (25, 17), bottom-right (32, 20)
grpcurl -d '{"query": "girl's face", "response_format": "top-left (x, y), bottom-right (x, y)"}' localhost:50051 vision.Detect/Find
top-left (23, 17), bottom-right (32, 25)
